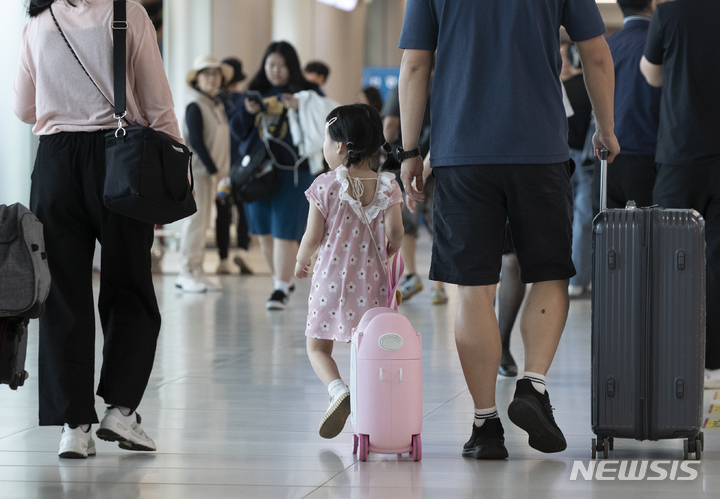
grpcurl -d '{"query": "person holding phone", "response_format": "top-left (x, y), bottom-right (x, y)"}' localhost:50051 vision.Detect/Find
top-left (230, 41), bottom-right (337, 310)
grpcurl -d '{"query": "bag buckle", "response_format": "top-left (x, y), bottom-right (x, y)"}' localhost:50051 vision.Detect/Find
top-left (114, 111), bottom-right (127, 138)
top-left (111, 21), bottom-right (128, 30)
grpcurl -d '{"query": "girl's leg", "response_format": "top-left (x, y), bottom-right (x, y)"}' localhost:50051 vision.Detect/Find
top-left (306, 337), bottom-right (341, 386)
top-left (307, 337), bottom-right (351, 438)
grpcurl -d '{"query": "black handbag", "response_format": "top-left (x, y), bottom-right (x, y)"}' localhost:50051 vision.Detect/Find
top-left (51, 1), bottom-right (196, 225)
top-left (230, 108), bottom-right (287, 204)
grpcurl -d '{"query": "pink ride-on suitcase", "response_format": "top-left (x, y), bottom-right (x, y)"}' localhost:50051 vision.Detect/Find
top-left (350, 253), bottom-right (423, 462)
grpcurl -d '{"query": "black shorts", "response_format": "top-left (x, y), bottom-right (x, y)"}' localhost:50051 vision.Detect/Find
top-left (430, 163), bottom-right (576, 285)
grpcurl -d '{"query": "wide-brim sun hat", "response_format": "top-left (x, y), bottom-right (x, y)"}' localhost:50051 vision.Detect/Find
top-left (186, 55), bottom-right (234, 88)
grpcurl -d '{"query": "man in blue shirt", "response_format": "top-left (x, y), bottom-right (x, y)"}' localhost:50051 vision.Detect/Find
top-left (397, 0), bottom-right (619, 459)
top-left (592, 0), bottom-right (662, 212)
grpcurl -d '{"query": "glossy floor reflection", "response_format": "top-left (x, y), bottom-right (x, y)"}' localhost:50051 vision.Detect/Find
top-left (1, 236), bottom-right (717, 498)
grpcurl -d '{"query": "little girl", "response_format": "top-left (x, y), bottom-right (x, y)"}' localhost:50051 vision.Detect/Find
top-left (295, 104), bottom-right (404, 439)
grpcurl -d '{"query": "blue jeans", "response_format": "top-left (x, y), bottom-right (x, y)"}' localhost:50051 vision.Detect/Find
top-left (569, 148), bottom-right (593, 288)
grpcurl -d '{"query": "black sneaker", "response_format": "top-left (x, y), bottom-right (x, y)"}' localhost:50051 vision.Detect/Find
top-left (266, 289), bottom-right (289, 310)
top-left (461, 418), bottom-right (509, 459)
top-left (507, 378), bottom-right (567, 453)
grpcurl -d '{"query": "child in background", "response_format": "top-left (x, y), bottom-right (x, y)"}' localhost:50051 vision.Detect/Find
top-left (295, 104), bottom-right (404, 439)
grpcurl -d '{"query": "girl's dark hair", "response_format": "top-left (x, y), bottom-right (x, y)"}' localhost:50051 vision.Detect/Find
top-left (248, 41), bottom-right (320, 94)
top-left (326, 104), bottom-right (398, 172)
top-left (28, 0), bottom-right (77, 17)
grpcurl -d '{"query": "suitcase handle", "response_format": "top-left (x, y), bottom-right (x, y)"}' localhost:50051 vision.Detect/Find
top-left (599, 147), bottom-right (609, 212)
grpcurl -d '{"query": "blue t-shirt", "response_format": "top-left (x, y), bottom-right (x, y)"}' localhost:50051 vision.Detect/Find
top-left (399, 0), bottom-right (606, 166)
top-left (607, 17), bottom-right (662, 156)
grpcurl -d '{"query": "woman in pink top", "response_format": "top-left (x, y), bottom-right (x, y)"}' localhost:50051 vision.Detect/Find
top-left (13, 0), bottom-right (180, 459)
top-left (295, 104), bottom-right (404, 439)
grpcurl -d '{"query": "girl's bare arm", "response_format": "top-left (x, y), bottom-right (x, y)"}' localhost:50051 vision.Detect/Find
top-left (295, 203), bottom-right (326, 279)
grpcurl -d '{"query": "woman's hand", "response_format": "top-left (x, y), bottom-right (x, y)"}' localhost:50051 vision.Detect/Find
top-left (245, 98), bottom-right (262, 114)
top-left (281, 93), bottom-right (299, 110)
top-left (295, 259), bottom-right (311, 279)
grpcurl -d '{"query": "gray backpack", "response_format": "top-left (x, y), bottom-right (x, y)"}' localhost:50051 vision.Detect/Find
top-left (0, 204), bottom-right (51, 318)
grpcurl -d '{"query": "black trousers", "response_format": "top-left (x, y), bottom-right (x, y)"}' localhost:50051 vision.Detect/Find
top-left (30, 131), bottom-right (160, 426)
top-left (653, 161), bottom-right (720, 369)
top-left (215, 197), bottom-right (251, 259)
top-left (592, 154), bottom-right (657, 215)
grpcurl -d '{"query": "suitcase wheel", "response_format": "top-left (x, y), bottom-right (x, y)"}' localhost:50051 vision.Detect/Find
top-left (608, 437), bottom-right (614, 451)
top-left (411, 434), bottom-right (422, 462)
top-left (684, 436), bottom-right (703, 461)
top-left (352, 434), bottom-right (359, 455)
top-left (358, 434), bottom-right (369, 462)
top-left (592, 437), bottom-right (609, 459)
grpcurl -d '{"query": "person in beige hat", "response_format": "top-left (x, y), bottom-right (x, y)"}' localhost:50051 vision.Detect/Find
top-left (176, 55), bottom-right (234, 292)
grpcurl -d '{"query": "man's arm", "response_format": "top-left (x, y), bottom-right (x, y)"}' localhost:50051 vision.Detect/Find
top-left (575, 35), bottom-right (621, 162)
top-left (640, 56), bottom-right (663, 87)
top-left (398, 49), bottom-right (433, 210)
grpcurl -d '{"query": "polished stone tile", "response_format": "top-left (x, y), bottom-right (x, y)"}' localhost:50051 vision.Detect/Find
top-left (0, 235), bottom-right (716, 498)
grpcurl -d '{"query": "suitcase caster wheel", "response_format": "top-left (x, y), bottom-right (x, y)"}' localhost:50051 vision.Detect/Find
top-left (683, 439), bottom-right (689, 461)
top-left (352, 434), bottom-right (358, 455)
top-left (591, 438), bottom-right (597, 459)
top-left (695, 437), bottom-right (702, 461)
top-left (700, 432), bottom-right (705, 453)
top-left (608, 437), bottom-right (614, 451)
top-left (412, 434), bottom-right (422, 462)
top-left (603, 438), bottom-right (609, 459)
top-left (358, 434), bottom-right (369, 462)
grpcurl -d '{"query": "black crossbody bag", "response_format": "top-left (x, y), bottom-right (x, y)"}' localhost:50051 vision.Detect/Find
top-left (51, 1), bottom-right (196, 225)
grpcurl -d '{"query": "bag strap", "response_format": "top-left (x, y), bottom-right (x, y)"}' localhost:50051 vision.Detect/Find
top-left (112, 0), bottom-right (128, 121)
top-left (49, 5), bottom-right (113, 108)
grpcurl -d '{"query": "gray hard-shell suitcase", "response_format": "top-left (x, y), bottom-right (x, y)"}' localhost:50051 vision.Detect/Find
top-left (591, 149), bottom-right (706, 460)
top-left (0, 203), bottom-right (51, 319)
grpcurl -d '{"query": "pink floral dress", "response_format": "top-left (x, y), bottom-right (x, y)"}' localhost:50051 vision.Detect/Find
top-left (304, 166), bottom-right (403, 342)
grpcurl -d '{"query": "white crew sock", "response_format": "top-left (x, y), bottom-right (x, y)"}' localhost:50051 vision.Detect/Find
top-left (327, 379), bottom-right (348, 401)
top-left (524, 371), bottom-right (546, 394)
top-left (474, 406), bottom-right (499, 428)
top-left (275, 279), bottom-right (291, 294)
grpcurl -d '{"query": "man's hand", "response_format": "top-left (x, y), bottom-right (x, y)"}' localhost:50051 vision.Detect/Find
top-left (401, 156), bottom-right (425, 211)
top-left (592, 130), bottom-right (621, 163)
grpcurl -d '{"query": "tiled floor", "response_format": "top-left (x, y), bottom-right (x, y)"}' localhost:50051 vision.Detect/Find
top-left (1, 236), bottom-right (717, 498)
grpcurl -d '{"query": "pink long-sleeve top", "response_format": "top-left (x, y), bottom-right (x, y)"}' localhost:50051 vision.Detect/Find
top-left (13, 0), bottom-right (182, 142)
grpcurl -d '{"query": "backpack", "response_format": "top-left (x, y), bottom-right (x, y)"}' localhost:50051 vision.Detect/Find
top-left (0, 203), bottom-right (51, 318)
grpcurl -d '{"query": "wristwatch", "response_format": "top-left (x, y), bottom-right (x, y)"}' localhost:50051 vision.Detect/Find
top-left (396, 146), bottom-right (421, 162)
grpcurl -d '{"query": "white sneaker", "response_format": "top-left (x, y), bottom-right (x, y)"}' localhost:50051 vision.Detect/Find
top-left (568, 284), bottom-right (585, 298)
top-left (318, 388), bottom-right (350, 439)
top-left (705, 368), bottom-right (720, 389)
top-left (216, 259), bottom-right (231, 275)
top-left (96, 407), bottom-right (156, 452)
top-left (175, 272), bottom-right (207, 293)
top-left (59, 424), bottom-right (96, 459)
top-left (398, 274), bottom-right (423, 300)
top-left (193, 271), bottom-right (222, 291)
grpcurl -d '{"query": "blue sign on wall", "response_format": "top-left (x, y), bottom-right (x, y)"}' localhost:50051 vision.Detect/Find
top-left (362, 67), bottom-right (401, 102)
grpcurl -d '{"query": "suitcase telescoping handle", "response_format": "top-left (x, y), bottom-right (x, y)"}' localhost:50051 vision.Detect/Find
top-left (598, 147), bottom-right (609, 212)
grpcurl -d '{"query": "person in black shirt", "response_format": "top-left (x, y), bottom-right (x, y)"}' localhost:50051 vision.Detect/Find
top-left (641, 0), bottom-right (720, 387)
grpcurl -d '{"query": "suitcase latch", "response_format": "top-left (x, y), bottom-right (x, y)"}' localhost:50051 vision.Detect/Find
top-left (676, 379), bottom-right (685, 399)
top-left (608, 250), bottom-right (616, 270)
top-left (607, 377), bottom-right (616, 398)
top-left (677, 251), bottom-right (686, 271)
